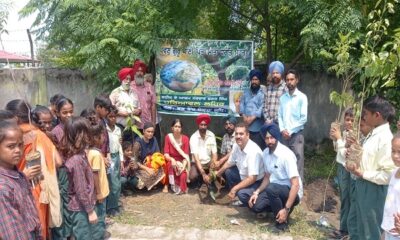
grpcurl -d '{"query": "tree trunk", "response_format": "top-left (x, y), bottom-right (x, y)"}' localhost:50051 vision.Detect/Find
top-left (264, 1), bottom-right (272, 66)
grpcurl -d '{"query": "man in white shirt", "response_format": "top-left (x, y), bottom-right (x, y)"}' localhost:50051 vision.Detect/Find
top-left (189, 114), bottom-right (218, 187)
top-left (217, 122), bottom-right (265, 206)
top-left (249, 123), bottom-right (303, 232)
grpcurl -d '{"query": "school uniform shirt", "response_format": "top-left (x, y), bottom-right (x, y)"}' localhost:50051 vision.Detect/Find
top-left (88, 149), bottom-right (110, 200)
top-left (381, 168), bottom-right (400, 238)
top-left (190, 130), bottom-right (218, 165)
top-left (278, 88), bottom-right (308, 135)
top-left (65, 153), bottom-right (96, 213)
top-left (335, 130), bottom-right (349, 166)
top-left (107, 124), bottom-right (123, 162)
top-left (0, 167), bottom-right (42, 239)
top-left (262, 142), bottom-right (303, 198)
top-left (361, 123), bottom-right (396, 185)
top-left (227, 140), bottom-right (265, 181)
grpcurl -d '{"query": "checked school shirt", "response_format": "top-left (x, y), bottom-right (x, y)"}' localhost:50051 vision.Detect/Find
top-left (0, 167), bottom-right (42, 239)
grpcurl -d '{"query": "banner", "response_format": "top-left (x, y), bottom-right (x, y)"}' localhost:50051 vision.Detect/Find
top-left (155, 39), bottom-right (253, 116)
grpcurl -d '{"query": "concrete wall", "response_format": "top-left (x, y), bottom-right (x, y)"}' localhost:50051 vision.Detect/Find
top-left (0, 68), bottom-right (102, 115)
top-left (0, 68), bottom-right (342, 145)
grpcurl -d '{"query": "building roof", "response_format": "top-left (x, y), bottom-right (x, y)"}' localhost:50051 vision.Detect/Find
top-left (0, 50), bottom-right (38, 63)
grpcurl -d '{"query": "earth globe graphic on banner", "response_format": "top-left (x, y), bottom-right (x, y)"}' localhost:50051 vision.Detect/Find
top-left (160, 60), bottom-right (201, 92)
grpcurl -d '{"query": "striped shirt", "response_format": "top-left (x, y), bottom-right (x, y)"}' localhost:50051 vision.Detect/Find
top-left (0, 167), bottom-right (42, 239)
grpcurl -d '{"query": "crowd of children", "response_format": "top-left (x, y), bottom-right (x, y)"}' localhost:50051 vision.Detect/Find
top-left (1, 92), bottom-right (400, 240)
top-left (330, 96), bottom-right (400, 240)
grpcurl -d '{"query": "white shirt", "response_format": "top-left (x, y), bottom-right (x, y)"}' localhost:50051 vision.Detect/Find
top-left (107, 124), bottom-right (123, 161)
top-left (109, 86), bottom-right (141, 126)
top-left (361, 123), bottom-right (396, 185)
top-left (263, 142), bottom-right (303, 199)
top-left (335, 130), bottom-right (349, 166)
top-left (381, 168), bottom-right (400, 239)
top-left (227, 140), bottom-right (265, 181)
top-left (190, 130), bottom-right (217, 165)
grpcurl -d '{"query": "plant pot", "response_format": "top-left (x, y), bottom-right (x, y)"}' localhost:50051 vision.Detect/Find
top-left (346, 143), bottom-right (363, 169)
top-left (330, 121), bottom-right (341, 140)
top-left (26, 150), bottom-right (44, 181)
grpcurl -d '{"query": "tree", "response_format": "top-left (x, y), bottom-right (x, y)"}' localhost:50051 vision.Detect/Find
top-left (20, 0), bottom-right (209, 89)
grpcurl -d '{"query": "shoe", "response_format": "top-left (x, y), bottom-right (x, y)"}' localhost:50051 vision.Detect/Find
top-left (274, 222), bottom-right (289, 232)
top-left (105, 217), bottom-right (114, 226)
top-left (256, 212), bottom-right (268, 219)
top-left (231, 200), bottom-right (244, 206)
top-left (175, 186), bottom-right (181, 195)
top-left (329, 230), bottom-right (348, 239)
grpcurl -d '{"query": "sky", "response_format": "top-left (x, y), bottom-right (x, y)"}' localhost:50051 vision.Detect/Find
top-left (1, 0), bottom-right (38, 57)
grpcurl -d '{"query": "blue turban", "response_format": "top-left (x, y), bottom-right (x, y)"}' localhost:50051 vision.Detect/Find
top-left (268, 61), bottom-right (284, 75)
top-left (249, 69), bottom-right (263, 81)
top-left (224, 114), bottom-right (237, 125)
top-left (260, 123), bottom-right (281, 142)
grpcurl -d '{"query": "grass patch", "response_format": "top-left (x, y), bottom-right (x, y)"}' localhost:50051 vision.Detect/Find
top-left (305, 139), bottom-right (337, 184)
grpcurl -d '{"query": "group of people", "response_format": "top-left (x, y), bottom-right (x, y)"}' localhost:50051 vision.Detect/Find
top-left (0, 59), bottom-right (309, 239)
top-left (330, 96), bottom-right (400, 240)
top-left (2, 56), bottom-right (399, 240)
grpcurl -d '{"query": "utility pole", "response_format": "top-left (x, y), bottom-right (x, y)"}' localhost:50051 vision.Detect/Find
top-left (27, 29), bottom-right (35, 67)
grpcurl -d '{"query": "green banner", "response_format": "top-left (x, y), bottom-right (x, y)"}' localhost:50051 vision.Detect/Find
top-left (156, 39), bottom-right (253, 116)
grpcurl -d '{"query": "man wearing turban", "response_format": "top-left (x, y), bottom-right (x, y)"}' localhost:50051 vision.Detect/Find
top-left (109, 67), bottom-right (141, 127)
top-left (249, 123), bottom-right (303, 232)
top-left (278, 69), bottom-right (308, 181)
top-left (215, 115), bottom-right (237, 170)
top-left (240, 69), bottom-right (266, 150)
top-left (130, 60), bottom-right (156, 131)
top-left (189, 114), bottom-right (218, 188)
top-left (216, 122), bottom-right (265, 206)
top-left (263, 61), bottom-right (287, 125)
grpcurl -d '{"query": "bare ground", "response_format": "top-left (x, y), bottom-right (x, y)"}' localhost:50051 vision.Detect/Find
top-left (111, 179), bottom-right (340, 240)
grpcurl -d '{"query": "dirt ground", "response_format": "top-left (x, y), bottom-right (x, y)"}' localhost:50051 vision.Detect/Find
top-left (113, 179), bottom-right (340, 239)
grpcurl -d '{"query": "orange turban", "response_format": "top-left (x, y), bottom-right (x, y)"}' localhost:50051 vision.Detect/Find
top-left (131, 59), bottom-right (148, 78)
top-left (118, 68), bottom-right (133, 81)
top-left (196, 114), bottom-right (211, 125)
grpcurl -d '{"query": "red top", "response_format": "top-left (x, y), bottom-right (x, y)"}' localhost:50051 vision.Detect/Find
top-left (163, 134), bottom-right (190, 161)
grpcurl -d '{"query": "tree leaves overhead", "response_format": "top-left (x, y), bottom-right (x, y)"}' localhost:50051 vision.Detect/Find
top-left (21, 0), bottom-right (208, 89)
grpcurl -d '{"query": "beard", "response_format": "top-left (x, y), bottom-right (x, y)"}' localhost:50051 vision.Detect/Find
top-left (135, 74), bottom-right (145, 86)
top-left (272, 76), bottom-right (281, 84)
top-left (121, 82), bottom-right (130, 90)
top-left (250, 84), bottom-right (260, 93)
top-left (199, 128), bottom-right (207, 134)
top-left (226, 128), bottom-right (234, 135)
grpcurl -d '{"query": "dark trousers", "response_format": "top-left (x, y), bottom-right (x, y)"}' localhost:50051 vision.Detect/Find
top-left (266, 183), bottom-right (299, 219)
top-left (337, 164), bottom-right (351, 232)
top-left (282, 131), bottom-right (304, 181)
top-left (249, 190), bottom-right (271, 213)
top-left (225, 166), bottom-right (262, 205)
top-left (250, 131), bottom-right (266, 150)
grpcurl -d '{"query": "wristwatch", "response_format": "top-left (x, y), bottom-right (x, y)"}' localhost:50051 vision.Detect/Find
top-left (285, 206), bottom-right (290, 212)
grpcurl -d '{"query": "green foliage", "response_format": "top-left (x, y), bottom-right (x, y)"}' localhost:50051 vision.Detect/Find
top-left (326, 0), bottom-right (400, 125)
top-left (0, 0), bottom-right (11, 35)
top-left (21, 0), bottom-right (209, 89)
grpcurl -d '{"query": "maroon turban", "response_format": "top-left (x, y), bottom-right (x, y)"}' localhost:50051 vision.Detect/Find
top-left (131, 59), bottom-right (148, 78)
top-left (118, 68), bottom-right (133, 81)
top-left (196, 114), bottom-right (211, 125)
